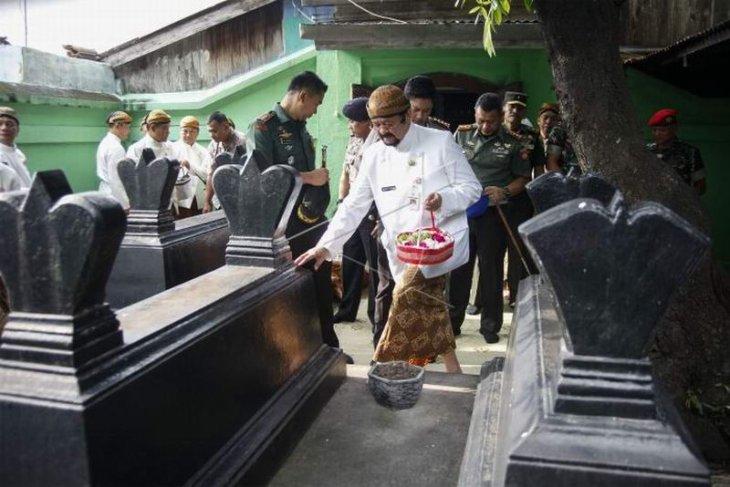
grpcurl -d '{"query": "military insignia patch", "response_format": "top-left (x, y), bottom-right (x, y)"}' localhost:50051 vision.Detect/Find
top-left (257, 111), bottom-right (275, 123)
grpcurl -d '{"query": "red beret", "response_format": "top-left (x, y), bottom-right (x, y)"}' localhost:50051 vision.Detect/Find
top-left (647, 109), bottom-right (678, 127)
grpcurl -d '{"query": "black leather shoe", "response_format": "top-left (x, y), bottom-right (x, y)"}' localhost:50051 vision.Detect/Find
top-left (452, 328), bottom-right (461, 336)
top-left (466, 304), bottom-right (481, 315)
top-left (344, 353), bottom-right (354, 364)
top-left (482, 331), bottom-right (499, 344)
top-left (333, 314), bottom-right (355, 324)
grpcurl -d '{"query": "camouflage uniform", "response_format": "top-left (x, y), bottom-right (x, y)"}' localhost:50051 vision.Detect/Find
top-left (450, 124), bottom-right (531, 340)
top-left (546, 124), bottom-right (581, 175)
top-left (646, 137), bottom-right (705, 186)
top-left (505, 122), bottom-right (546, 172)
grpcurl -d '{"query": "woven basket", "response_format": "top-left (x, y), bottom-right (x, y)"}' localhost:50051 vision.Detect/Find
top-left (368, 361), bottom-right (425, 409)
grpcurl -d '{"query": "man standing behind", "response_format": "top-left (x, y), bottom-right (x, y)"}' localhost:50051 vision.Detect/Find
top-left (449, 93), bottom-right (532, 343)
top-left (294, 85), bottom-right (481, 372)
top-left (203, 111), bottom-right (246, 213)
top-left (334, 97), bottom-right (378, 329)
top-left (246, 71), bottom-right (343, 353)
top-left (96, 110), bottom-right (132, 210)
top-left (127, 109), bottom-right (176, 161)
top-left (646, 108), bottom-right (706, 195)
top-left (502, 91), bottom-right (541, 308)
top-left (403, 75), bottom-right (450, 131)
top-left (173, 116), bottom-right (212, 217)
top-left (0, 107), bottom-right (31, 193)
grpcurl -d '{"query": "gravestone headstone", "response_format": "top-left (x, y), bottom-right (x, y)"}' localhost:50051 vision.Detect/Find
top-left (460, 183), bottom-right (711, 486)
top-left (527, 170), bottom-right (617, 214)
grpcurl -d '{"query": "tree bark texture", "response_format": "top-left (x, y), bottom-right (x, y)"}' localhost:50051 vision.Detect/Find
top-left (533, 0), bottom-right (730, 456)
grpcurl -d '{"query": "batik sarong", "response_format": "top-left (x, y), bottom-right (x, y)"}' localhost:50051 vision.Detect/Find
top-left (374, 266), bottom-right (456, 362)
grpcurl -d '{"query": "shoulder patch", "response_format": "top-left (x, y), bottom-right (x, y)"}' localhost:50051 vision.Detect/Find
top-left (256, 111), bottom-right (276, 123)
top-left (428, 116), bottom-right (451, 131)
top-left (457, 124), bottom-right (475, 132)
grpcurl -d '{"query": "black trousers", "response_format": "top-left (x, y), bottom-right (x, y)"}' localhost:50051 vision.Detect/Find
top-left (337, 215), bottom-right (378, 325)
top-left (506, 192), bottom-right (537, 302)
top-left (287, 216), bottom-right (339, 348)
top-left (449, 203), bottom-right (521, 336)
top-left (372, 236), bottom-right (395, 349)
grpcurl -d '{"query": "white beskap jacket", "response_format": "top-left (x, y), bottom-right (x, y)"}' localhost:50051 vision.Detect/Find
top-left (319, 123), bottom-right (481, 282)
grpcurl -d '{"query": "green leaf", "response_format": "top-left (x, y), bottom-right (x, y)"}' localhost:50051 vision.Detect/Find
top-left (524, 0), bottom-right (534, 11)
top-left (499, 0), bottom-right (511, 14)
top-left (492, 6), bottom-right (502, 25)
top-left (469, 6), bottom-right (482, 15)
top-left (483, 20), bottom-right (496, 57)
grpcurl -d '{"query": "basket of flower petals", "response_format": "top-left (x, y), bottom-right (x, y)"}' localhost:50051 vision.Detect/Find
top-left (396, 212), bottom-right (454, 265)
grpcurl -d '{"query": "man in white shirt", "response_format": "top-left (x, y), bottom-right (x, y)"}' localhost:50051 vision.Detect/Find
top-left (172, 115), bottom-right (212, 218)
top-left (127, 109), bottom-right (176, 162)
top-left (0, 107), bottom-right (32, 192)
top-left (295, 85), bottom-right (481, 373)
top-left (96, 111), bottom-right (132, 210)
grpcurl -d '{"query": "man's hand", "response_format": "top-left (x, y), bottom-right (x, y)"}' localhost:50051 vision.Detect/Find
top-left (424, 192), bottom-right (442, 211)
top-left (203, 201), bottom-right (213, 213)
top-left (180, 160), bottom-right (190, 170)
top-left (302, 168), bottom-right (329, 186)
top-left (294, 246), bottom-right (331, 270)
top-left (485, 186), bottom-right (507, 204)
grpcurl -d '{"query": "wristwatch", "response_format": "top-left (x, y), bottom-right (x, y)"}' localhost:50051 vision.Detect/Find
top-left (502, 187), bottom-right (512, 200)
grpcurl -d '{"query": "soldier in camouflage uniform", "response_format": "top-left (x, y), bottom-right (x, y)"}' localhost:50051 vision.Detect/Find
top-left (246, 71), bottom-right (344, 353)
top-left (545, 106), bottom-right (581, 176)
top-left (403, 75), bottom-right (451, 131)
top-left (646, 108), bottom-right (706, 195)
top-left (502, 91), bottom-right (541, 307)
top-left (449, 93), bottom-right (532, 344)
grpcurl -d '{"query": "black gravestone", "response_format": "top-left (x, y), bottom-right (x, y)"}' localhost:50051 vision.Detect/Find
top-left (459, 185), bottom-right (711, 486)
top-left (107, 149), bottom-right (229, 308)
top-left (214, 149), bottom-right (302, 267)
top-left (527, 170), bottom-right (617, 214)
top-left (0, 171), bottom-right (125, 371)
top-left (0, 162), bottom-right (345, 485)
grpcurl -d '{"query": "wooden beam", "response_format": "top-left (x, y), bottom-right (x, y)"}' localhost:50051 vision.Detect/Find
top-left (100, 0), bottom-right (277, 67)
top-left (300, 22), bottom-right (543, 50)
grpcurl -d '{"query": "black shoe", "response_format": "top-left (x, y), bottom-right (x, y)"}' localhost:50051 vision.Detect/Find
top-left (466, 304), bottom-right (481, 315)
top-left (452, 328), bottom-right (461, 337)
top-left (481, 331), bottom-right (499, 344)
top-left (344, 353), bottom-right (354, 364)
top-left (509, 301), bottom-right (515, 309)
top-left (333, 313), bottom-right (355, 324)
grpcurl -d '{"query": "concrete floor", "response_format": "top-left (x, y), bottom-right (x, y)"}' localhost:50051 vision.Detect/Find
top-left (334, 296), bottom-right (512, 375)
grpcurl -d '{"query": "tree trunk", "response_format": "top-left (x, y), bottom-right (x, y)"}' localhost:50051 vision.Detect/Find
top-left (533, 0), bottom-right (730, 456)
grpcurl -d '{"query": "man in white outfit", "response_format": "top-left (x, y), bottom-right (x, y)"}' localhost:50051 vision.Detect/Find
top-left (0, 107), bottom-right (32, 192)
top-left (295, 85), bottom-right (481, 373)
top-left (96, 111), bottom-right (132, 209)
top-left (127, 109), bottom-right (176, 162)
top-left (172, 115), bottom-right (212, 218)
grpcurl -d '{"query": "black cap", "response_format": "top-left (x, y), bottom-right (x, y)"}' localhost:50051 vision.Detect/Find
top-left (404, 75), bottom-right (436, 100)
top-left (504, 91), bottom-right (528, 107)
top-left (342, 97), bottom-right (370, 122)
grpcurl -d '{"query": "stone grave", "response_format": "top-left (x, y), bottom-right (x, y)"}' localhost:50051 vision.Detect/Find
top-left (106, 148), bottom-right (230, 308)
top-left (0, 152), bottom-right (345, 485)
top-left (459, 172), bottom-right (711, 486)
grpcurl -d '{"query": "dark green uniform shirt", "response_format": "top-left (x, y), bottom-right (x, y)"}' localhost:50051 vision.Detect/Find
top-left (246, 103), bottom-right (316, 171)
top-left (454, 125), bottom-right (531, 188)
top-left (505, 123), bottom-right (546, 170)
top-left (646, 137), bottom-right (705, 186)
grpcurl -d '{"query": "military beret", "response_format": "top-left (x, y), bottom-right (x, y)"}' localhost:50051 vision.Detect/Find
top-left (0, 106), bottom-right (19, 125)
top-left (106, 111), bottom-right (132, 125)
top-left (504, 91), bottom-right (528, 107)
top-left (537, 102), bottom-right (560, 119)
top-left (180, 115), bottom-right (200, 129)
top-left (404, 75), bottom-right (436, 100)
top-left (647, 108), bottom-right (678, 127)
top-left (367, 85), bottom-right (410, 119)
top-left (145, 109), bottom-right (171, 125)
top-left (342, 97), bottom-right (370, 122)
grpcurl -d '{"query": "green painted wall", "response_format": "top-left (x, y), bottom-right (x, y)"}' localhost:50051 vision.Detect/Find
top-left (627, 68), bottom-right (730, 267)
top-left (4, 101), bottom-right (120, 192)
